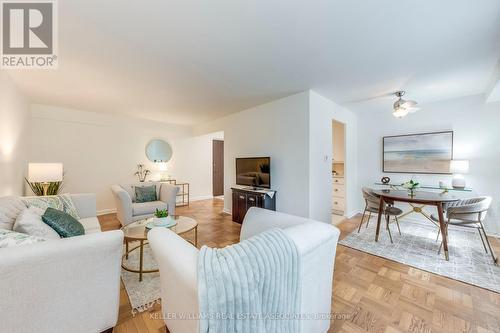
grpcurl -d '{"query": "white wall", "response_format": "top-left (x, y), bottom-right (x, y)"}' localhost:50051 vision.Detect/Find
top-left (195, 91), bottom-right (311, 218)
top-left (0, 72), bottom-right (30, 196)
top-left (169, 131), bottom-right (224, 201)
top-left (357, 94), bottom-right (500, 235)
top-left (309, 91), bottom-right (358, 223)
top-left (29, 104), bottom-right (220, 213)
top-left (195, 90), bottom-right (359, 223)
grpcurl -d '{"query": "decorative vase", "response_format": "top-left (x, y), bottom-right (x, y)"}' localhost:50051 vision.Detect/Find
top-left (408, 189), bottom-right (416, 197)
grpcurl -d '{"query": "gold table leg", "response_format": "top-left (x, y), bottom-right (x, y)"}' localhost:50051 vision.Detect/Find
top-left (139, 240), bottom-right (144, 282)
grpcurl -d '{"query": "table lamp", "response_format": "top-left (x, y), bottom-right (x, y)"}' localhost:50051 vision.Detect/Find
top-left (450, 160), bottom-right (469, 189)
top-left (28, 163), bottom-right (63, 196)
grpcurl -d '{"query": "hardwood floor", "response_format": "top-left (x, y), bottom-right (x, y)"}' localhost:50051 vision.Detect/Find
top-left (99, 199), bottom-right (500, 333)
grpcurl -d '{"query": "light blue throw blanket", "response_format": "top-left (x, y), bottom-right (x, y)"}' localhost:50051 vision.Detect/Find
top-left (198, 228), bottom-right (301, 333)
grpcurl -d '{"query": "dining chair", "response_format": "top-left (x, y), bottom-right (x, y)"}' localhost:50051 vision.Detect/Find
top-left (432, 196), bottom-right (497, 264)
top-left (358, 187), bottom-right (402, 243)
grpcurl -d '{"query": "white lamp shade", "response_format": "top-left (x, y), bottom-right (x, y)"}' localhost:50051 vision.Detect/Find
top-left (28, 163), bottom-right (63, 183)
top-left (450, 160), bottom-right (469, 174)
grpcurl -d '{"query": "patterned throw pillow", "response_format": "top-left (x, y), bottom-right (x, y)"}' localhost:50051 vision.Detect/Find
top-left (22, 195), bottom-right (80, 220)
top-left (0, 229), bottom-right (46, 248)
top-left (42, 208), bottom-right (85, 238)
top-left (58, 194), bottom-right (81, 220)
top-left (22, 196), bottom-right (64, 214)
top-left (135, 185), bottom-right (157, 203)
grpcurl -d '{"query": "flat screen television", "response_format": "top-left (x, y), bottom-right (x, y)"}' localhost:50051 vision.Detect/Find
top-left (235, 157), bottom-right (271, 189)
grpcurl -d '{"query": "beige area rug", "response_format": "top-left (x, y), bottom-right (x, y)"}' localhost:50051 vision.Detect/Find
top-left (121, 242), bottom-right (161, 314)
top-left (339, 218), bottom-right (500, 293)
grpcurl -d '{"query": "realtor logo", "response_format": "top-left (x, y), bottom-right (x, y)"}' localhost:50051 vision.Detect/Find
top-left (1, 0), bottom-right (58, 68)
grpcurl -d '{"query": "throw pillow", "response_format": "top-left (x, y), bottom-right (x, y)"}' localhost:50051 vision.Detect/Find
top-left (0, 229), bottom-right (46, 248)
top-left (135, 185), bottom-right (157, 203)
top-left (42, 207), bottom-right (85, 238)
top-left (23, 196), bottom-right (65, 214)
top-left (13, 207), bottom-right (61, 240)
top-left (0, 196), bottom-right (27, 230)
top-left (58, 193), bottom-right (81, 220)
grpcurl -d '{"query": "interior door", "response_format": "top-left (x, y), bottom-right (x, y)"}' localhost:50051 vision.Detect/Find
top-left (212, 140), bottom-right (224, 196)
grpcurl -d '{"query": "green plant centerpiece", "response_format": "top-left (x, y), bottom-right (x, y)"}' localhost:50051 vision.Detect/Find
top-left (153, 208), bottom-right (172, 226)
top-left (155, 208), bottom-right (169, 218)
top-left (403, 179), bottom-right (420, 196)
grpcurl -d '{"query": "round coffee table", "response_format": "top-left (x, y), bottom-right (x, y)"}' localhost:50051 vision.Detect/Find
top-left (121, 215), bottom-right (198, 281)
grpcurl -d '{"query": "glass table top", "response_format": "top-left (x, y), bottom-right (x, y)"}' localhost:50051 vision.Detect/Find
top-left (121, 215), bottom-right (197, 240)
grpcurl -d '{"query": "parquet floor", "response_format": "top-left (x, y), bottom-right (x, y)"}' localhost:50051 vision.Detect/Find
top-left (98, 199), bottom-right (500, 333)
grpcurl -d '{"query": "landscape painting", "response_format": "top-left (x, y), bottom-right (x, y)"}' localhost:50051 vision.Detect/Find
top-left (383, 131), bottom-right (453, 174)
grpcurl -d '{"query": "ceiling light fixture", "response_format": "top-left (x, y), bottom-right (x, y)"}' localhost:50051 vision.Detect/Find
top-left (392, 91), bottom-right (419, 118)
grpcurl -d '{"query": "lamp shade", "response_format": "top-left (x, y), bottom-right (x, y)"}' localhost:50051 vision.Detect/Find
top-left (28, 163), bottom-right (63, 183)
top-left (450, 160), bottom-right (469, 174)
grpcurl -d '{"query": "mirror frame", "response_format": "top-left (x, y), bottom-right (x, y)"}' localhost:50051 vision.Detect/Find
top-left (145, 139), bottom-right (173, 163)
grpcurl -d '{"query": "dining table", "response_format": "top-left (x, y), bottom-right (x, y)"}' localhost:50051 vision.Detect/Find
top-left (372, 189), bottom-right (460, 261)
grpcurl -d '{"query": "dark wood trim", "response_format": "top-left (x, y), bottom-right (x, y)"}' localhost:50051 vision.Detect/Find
top-left (382, 130), bottom-right (454, 175)
top-left (100, 328), bottom-right (114, 333)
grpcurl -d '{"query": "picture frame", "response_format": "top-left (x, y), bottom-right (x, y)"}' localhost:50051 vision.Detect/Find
top-left (382, 131), bottom-right (453, 174)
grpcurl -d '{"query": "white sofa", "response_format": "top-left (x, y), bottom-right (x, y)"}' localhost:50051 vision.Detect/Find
top-left (111, 182), bottom-right (179, 226)
top-left (0, 194), bottom-right (124, 333)
top-left (148, 207), bottom-right (341, 333)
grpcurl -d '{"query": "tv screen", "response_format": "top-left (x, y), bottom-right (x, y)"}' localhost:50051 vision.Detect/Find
top-left (236, 157), bottom-right (270, 188)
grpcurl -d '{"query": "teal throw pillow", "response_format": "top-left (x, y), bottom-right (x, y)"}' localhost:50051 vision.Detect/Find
top-left (42, 207), bottom-right (85, 238)
top-left (135, 185), bottom-right (157, 203)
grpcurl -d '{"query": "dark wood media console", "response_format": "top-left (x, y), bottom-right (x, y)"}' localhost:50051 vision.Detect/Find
top-left (231, 187), bottom-right (276, 224)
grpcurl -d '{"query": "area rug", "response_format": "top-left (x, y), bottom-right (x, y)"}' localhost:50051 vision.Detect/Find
top-left (121, 242), bottom-right (161, 314)
top-left (339, 218), bottom-right (500, 293)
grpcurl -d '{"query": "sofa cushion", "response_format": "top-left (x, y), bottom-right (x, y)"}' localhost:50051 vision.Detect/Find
top-left (132, 201), bottom-right (168, 216)
top-left (135, 185), bottom-right (157, 203)
top-left (42, 208), bottom-right (85, 238)
top-left (0, 196), bottom-right (27, 230)
top-left (13, 207), bottom-right (61, 240)
top-left (79, 217), bottom-right (102, 234)
top-left (0, 229), bottom-right (46, 248)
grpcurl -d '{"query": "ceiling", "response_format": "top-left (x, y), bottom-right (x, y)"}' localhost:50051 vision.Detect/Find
top-left (6, 0), bottom-right (500, 124)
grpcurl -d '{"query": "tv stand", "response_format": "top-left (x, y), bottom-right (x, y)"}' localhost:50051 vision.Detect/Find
top-left (231, 187), bottom-right (276, 224)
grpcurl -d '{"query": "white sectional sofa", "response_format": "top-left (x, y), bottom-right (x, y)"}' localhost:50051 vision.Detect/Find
top-left (0, 193), bottom-right (124, 333)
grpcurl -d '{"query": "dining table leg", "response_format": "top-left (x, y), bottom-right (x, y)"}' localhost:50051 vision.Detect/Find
top-left (375, 195), bottom-right (385, 242)
top-left (437, 202), bottom-right (449, 261)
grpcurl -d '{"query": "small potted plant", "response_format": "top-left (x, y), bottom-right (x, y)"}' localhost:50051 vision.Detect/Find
top-left (154, 208), bottom-right (170, 225)
top-left (403, 179), bottom-right (420, 196)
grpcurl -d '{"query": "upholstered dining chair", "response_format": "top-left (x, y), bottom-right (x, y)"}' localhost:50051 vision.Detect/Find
top-left (358, 187), bottom-right (402, 243)
top-left (432, 196), bottom-right (497, 264)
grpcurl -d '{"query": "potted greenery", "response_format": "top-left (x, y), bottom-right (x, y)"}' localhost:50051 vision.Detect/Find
top-left (153, 208), bottom-right (171, 226)
top-left (403, 179), bottom-right (420, 196)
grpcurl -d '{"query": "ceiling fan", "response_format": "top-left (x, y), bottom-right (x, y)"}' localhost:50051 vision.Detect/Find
top-left (392, 91), bottom-right (419, 118)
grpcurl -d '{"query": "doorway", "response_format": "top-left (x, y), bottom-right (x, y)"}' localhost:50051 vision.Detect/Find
top-left (332, 120), bottom-right (346, 223)
top-left (212, 140), bottom-right (224, 197)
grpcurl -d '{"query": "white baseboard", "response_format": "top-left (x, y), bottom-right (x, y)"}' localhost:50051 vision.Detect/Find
top-left (97, 208), bottom-right (116, 216)
top-left (222, 208), bottom-right (232, 215)
top-left (189, 195), bottom-right (214, 202)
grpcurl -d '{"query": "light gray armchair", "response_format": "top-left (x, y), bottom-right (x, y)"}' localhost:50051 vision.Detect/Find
top-left (111, 182), bottom-right (179, 226)
top-left (432, 196), bottom-right (497, 264)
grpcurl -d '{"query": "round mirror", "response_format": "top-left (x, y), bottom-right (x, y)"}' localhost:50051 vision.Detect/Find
top-left (145, 139), bottom-right (173, 162)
